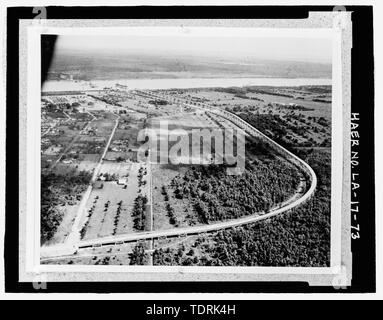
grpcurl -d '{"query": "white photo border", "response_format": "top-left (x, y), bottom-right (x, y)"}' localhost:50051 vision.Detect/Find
top-left (19, 14), bottom-right (351, 286)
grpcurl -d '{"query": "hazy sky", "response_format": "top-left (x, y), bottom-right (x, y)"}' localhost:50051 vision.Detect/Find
top-left (55, 35), bottom-right (333, 63)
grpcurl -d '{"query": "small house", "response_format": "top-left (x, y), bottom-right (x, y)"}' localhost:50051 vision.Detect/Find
top-left (117, 177), bottom-right (128, 185)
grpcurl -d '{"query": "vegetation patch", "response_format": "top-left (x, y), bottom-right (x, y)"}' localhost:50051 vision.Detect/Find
top-left (131, 195), bottom-right (148, 231)
top-left (41, 170), bottom-right (92, 244)
top-left (170, 158), bottom-right (300, 223)
top-left (153, 149), bottom-right (330, 267)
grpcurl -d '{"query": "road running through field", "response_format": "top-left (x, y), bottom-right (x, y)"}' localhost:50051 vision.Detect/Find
top-left (64, 114), bottom-right (120, 246)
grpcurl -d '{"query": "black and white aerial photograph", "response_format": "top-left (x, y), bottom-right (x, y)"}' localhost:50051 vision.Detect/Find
top-left (39, 30), bottom-right (334, 268)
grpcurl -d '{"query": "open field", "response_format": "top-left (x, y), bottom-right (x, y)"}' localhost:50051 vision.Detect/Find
top-left (152, 164), bottom-right (193, 230)
top-left (150, 112), bottom-right (221, 231)
top-left (78, 160), bottom-right (149, 241)
top-left (159, 87), bottom-right (331, 148)
top-left (79, 182), bottom-right (135, 240)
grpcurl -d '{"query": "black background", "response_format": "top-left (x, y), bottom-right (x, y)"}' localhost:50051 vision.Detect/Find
top-left (5, 5), bottom-right (375, 295)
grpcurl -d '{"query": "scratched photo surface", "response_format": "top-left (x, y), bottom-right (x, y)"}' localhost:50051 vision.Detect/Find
top-left (40, 33), bottom-right (332, 267)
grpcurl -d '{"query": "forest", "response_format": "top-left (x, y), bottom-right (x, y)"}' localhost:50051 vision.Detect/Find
top-left (153, 149), bottom-right (331, 267)
top-left (41, 170), bottom-right (92, 244)
top-left (237, 112), bottom-right (330, 148)
top-left (170, 155), bottom-right (301, 224)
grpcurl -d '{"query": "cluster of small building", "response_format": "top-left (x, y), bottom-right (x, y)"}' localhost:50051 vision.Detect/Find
top-left (95, 173), bottom-right (129, 188)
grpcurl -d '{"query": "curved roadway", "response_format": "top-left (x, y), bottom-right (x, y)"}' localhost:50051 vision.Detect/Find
top-left (41, 92), bottom-right (317, 257)
top-left (75, 99), bottom-right (317, 250)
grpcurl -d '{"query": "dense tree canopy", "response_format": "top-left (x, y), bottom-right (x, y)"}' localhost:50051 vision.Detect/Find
top-left (154, 150), bottom-right (330, 267)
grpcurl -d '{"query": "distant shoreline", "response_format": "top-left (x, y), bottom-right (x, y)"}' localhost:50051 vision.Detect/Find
top-left (42, 77), bottom-right (332, 93)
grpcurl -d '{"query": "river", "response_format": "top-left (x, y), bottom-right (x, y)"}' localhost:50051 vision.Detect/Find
top-left (42, 77), bottom-right (332, 92)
